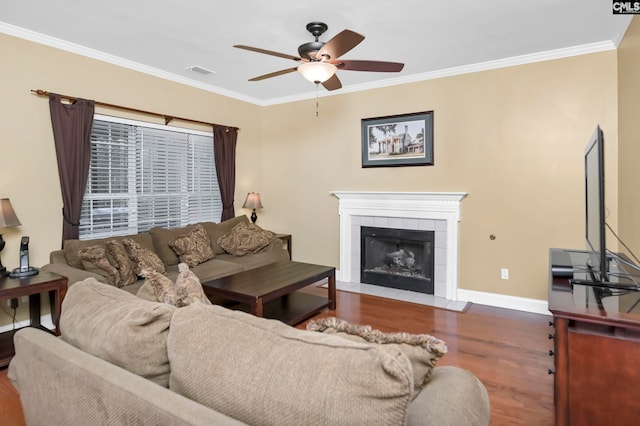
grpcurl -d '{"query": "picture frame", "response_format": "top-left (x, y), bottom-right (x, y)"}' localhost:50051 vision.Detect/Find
top-left (361, 111), bottom-right (434, 168)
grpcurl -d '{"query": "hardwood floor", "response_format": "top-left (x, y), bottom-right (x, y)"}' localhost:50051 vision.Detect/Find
top-left (0, 368), bottom-right (24, 425)
top-left (299, 289), bottom-right (555, 425)
top-left (0, 289), bottom-right (554, 425)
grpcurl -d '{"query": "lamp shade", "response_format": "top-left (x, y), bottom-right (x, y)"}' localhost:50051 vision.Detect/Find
top-left (0, 198), bottom-right (21, 227)
top-left (298, 61), bottom-right (337, 83)
top-left (242, 192), bottom-right (263, 210)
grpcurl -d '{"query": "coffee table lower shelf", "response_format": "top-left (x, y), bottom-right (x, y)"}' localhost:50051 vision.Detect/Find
top-left (231, 292), bottom-right (330, 326)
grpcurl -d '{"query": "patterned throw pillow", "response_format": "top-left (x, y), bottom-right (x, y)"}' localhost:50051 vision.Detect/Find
top-left (139, 268), bottom-right (176, 305)
top-left (306, 317), bottom-right (448, 400)
top-left (122, 238), bottom-right (166, 275)
top-left (168, 224), bottom-right (215, 267)
top-left (216, 222), bottom-right (276, 256)
top-left (105, 240), bottom-right (138, 287)
top-left (199, 215), bottom-right (249, 255)
top-left (175, 263), bottom-right (212, 307)
top-left (78, 245), bottom-right (120, 285)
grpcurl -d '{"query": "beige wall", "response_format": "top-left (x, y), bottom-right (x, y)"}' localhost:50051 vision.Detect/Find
top-left (619, 16), bottom-right (640, 259)
top-left (0, 30), bottom-right (621, 309)
top-left (259, 52), bottom-right (618, 301)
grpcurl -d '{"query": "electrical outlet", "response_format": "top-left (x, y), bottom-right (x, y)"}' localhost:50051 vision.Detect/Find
top-left (501, 268), bottom-right (509, 280)
top-left (6, 298), bottom-right (22, 307)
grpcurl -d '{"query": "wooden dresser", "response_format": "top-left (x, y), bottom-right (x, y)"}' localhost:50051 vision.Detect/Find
top-left (548, 248), bottom-right (640, 426)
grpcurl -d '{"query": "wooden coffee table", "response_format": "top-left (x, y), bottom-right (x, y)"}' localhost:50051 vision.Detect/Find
top-left (201, 261), bottom-right (335, 325)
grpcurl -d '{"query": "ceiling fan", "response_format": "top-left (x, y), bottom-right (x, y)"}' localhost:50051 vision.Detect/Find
top-left (234, 22), bottom-right (404, 91)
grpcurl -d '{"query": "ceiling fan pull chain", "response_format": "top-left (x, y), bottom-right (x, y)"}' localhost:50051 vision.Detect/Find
top-left (315, 82), bottom-right (320, 117)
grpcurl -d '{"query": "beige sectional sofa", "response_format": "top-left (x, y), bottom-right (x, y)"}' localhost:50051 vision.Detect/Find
top-left (42, 215), bottom-right (289, 295)
top-left (9, 279), bottom-right (491, 425)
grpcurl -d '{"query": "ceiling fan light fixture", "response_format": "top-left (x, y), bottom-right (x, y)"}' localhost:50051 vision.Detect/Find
top-left (298, 61), bottom-right (337, 83)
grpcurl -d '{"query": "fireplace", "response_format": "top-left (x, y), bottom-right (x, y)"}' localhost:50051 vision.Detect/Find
top-left (361, 227), bottom-right (435, 293)
top-left (331, 191), bottom-right (467, 301)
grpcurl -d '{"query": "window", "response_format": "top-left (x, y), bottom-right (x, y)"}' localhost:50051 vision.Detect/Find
top-left (79, 114), bottom-right (222, 239)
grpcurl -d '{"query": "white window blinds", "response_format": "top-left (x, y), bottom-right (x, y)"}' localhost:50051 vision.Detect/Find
top-left (79, 115), bottom-right (222, 239)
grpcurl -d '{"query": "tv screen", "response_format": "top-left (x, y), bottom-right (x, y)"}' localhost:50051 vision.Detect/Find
top-left (584, 125), bottom-right (607, 281)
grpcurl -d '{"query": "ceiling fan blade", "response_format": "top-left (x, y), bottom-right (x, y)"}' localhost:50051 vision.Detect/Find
top-left (334, 60), bottom-right (405, 72)
top-left (234, 45), bottom-right (301, 62)
top-left (248, 67), bottom-right (299, 81)
top-left (316, 30), bottom-right (364, 60)
top-left (322, 74), bottom-right (342, 91)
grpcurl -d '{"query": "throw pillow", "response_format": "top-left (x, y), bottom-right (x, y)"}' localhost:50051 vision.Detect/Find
top-left (148, 224), bottom-right (199, 267)
top-left (122, 237), bottom-right (166, 275)
top-left (216, 222), bottom-right (276, 256)
top-left (198, 215), bottom-right (249, 255)
top-left (168, 304), bottom-right (413, 425)
top-left (65, 234), bottom-right (155, 270)
top-left (78, 245), bottom-right (120, 285)
top-left (140, 268), bottom-right (176, 305)
top-left (175, 263), bottom-right (212, 307)
top-left (168, 224), bottom-right (214, 267)
top-left (60, 278), bottom-right (176, 387)
top-left (306, 317), bottom-right (448, 400)
top-left (105, 240), bottom-right (138, 287)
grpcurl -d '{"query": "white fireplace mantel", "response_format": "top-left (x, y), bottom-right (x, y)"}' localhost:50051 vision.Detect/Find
top-left (331, 191), bottom-right (468, 301)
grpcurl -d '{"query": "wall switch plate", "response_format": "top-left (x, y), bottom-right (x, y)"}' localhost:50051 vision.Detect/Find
top-left (501, 268), bottom-right (509, 280)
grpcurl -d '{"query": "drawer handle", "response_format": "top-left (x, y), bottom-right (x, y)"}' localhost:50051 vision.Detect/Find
top-left (548, 333), bottom-right (554, 340)
top-left (548, 369), bottom-right (556, 375)
top-left (548, 350), bottom-right (554, 356)
top-left (549, 321), bottom-right (554, 327)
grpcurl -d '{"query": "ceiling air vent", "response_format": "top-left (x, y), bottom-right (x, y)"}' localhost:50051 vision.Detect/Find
top-left (185, 65), bottom-right (215, 75)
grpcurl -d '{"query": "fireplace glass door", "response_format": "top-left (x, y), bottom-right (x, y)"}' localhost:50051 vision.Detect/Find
top-left (360, 226), bottom-right (435, 294)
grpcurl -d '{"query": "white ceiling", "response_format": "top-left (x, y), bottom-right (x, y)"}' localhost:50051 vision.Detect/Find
top-left (1, 1), bottom-right (632, 105)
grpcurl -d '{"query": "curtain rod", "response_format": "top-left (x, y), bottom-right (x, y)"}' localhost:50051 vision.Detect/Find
top-left (30, 89), bottom-right (239, 131)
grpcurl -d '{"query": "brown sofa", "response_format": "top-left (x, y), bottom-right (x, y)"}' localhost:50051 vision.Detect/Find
top-left (9, 279), bottom-right (491, 425)
top-left (41, 215), bottom-right (289, 295)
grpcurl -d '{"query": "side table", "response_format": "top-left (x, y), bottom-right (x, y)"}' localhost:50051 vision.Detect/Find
top-left (276, 233), bottom-right (292, 260)
top-left (0, 271), bottom-right (68, 367)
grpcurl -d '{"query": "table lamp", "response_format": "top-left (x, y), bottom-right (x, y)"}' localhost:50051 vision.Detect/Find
top-left (242, 192), bottom-right (263, 223)
top-left (0, 198), bottom-right (22, 277)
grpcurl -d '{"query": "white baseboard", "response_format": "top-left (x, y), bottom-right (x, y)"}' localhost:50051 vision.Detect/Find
top-left (457, 289), bottom-right (551, 316)
top-left (0, 314), bottom-right (54, 334)
top-left (336, 268), bottom-right (551, 315)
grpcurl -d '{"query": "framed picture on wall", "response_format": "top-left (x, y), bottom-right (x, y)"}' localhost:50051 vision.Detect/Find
top-left (361, 111), bottom-right (434, 167)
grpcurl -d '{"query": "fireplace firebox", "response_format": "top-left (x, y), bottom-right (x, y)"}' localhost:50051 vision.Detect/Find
top-left (360, 226), bottom-right (435, 294)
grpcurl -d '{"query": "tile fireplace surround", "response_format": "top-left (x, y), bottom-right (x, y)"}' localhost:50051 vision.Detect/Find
top-left (331, 191), bottom-right (468, 311)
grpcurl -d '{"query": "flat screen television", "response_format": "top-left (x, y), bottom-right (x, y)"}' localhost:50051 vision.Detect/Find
top-left (584, 125), bottom-right (608, 282)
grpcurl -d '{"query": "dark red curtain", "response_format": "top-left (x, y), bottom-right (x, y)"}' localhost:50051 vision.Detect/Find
top-left (213, 125), bottom-right (238, 221)
top-left (49, 94), bottom-right (95, 244)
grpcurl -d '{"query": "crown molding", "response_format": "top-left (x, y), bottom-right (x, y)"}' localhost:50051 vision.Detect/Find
top-left (261, 41), bottom-right (617, 106)
top-left (1, 21), bottom-right (619, 107)
top-left (0, 22), bottom-right (263, 105)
